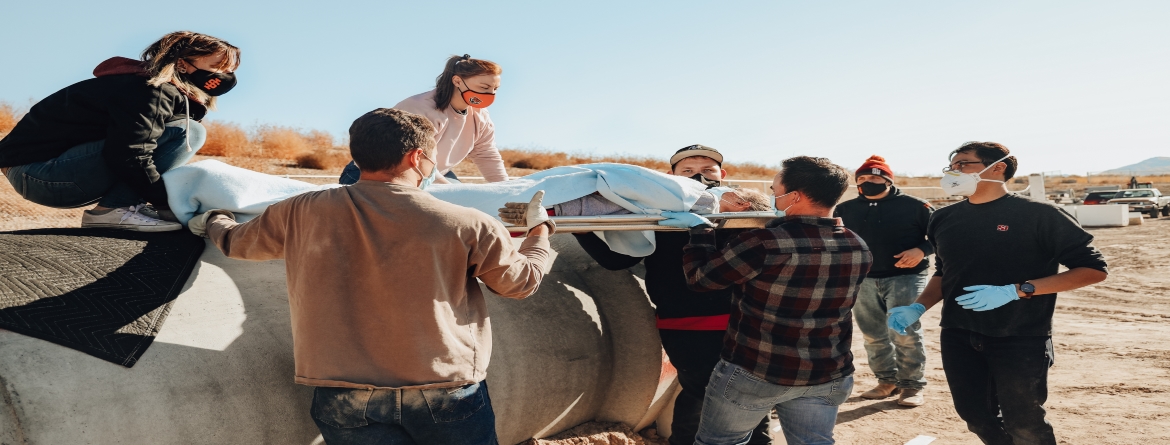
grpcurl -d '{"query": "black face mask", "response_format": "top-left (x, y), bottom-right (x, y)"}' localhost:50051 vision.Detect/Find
top-left (181, 65), bottom-right (237, 96)
top-left (689, 173), bottom-right (721, 189)
top-left (859, 181), bottom-right (889, 197)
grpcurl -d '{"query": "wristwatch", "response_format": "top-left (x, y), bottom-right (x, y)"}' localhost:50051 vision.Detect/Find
top-left (1018, 282), bottom-right (1036, 299)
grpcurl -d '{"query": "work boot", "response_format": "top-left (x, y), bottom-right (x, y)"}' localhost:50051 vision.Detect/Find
top-left (82, 205), bottom-right (182, 232)
top-left (860, 382), bottom-right (900, 399)
top-left (898, 389), bottom-right (925, 407)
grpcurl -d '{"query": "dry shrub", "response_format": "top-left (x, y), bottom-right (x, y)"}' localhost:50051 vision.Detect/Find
top-left (0, 102), bottom-right (22, 135)
top-left (200, 121), bottom-right (349, 170)
top-left (724, 162), bottom-right (778, 179)
top-left (498, 148), bottom-right (776, 178)
top-left (500, 149), bottom-right (670, 172)
top-left (200, 121), bottom-right (250, 157)
top-left (253, 125), bottom-right (319, 160)
top-left (296, 148), bottom-right (351, 170)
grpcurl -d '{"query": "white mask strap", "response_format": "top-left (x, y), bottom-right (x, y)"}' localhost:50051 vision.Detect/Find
top-left (977, 154), bottom-right (1011, 175)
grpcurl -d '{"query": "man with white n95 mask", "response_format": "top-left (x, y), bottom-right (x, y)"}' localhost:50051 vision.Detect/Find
top-left (887, 141), bottom-right (1108, 445)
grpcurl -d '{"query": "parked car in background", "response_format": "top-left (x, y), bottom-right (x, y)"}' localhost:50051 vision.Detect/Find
top-left (1083, 191), bottom-right (1118, 205)
top-left (1108, 189), bottom-right (1170, 218)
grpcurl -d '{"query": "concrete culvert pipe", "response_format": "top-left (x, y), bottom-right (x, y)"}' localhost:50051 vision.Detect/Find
top-left (0, 234), bottom-right (677, 445)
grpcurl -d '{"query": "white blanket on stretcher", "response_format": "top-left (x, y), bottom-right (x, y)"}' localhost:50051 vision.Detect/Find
top-left (163, 160), bottom-right (709, 257)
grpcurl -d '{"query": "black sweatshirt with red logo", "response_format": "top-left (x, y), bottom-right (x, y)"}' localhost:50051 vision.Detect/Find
top-left (928, 194), bottom-right (1108, 337)
top-left (0, 57), bottom-right (206, 209)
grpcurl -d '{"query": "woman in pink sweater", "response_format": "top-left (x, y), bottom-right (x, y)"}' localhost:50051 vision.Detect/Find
top-left (340, 54), bottom-right (506, 184)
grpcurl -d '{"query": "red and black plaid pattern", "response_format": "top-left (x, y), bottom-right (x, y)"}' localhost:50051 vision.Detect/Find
top-left (682, 216), bottom-right (872, 386)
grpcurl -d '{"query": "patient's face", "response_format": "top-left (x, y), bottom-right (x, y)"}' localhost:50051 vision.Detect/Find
top-left (672, 157), bottom-right (725, 182)
top-left (718, 192), bottom-right (751, 213)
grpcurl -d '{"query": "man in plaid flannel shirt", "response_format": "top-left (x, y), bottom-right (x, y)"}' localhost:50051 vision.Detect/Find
top-left (666, 156), bottom-right (871, 445)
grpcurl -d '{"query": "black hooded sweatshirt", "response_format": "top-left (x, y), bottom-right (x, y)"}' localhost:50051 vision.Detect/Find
top-left (0, 57), bottom-right (207, 209)
top-left (834, 186), bottom-right (934, 278)
top-left (573, 229), bottom-right (745, 324)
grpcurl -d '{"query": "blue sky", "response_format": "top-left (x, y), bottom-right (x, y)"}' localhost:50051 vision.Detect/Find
top-left (2, 1), bottom-right (1167, 176)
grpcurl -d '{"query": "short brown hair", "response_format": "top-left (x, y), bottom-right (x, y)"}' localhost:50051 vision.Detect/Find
top-left (950, 141), bottom-right (1018, 180)
top-left (348, 108), bottom-right (436, 173)
top-left (779, 156), bottom-right (850, 208)
top-left (434, 54), bottom-right (502, 110)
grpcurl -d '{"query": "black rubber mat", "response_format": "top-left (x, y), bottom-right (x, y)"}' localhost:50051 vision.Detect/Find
top-left (0, 228), bottom-right (205, 367)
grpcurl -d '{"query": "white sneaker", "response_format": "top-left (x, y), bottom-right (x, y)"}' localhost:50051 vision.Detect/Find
top-left (81, 205), bottom-right (182, 232)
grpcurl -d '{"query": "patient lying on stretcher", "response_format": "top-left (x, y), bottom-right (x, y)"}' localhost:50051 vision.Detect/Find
top-left (550, 187), bottom-right (772, 216)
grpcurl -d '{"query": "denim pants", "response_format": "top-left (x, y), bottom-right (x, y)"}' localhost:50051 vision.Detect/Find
top-left (854, 271), bottom-right (929, 390)
top-left (941, 328), bottom-right (1056, 445)
top-left (659, 330), bottom-right (770, 445)
top-left (695, 359), bottom-right (853, 445)
top-left (339, 160), bottom-right (458, 185)
top-left (310, 381), bottom-right (498, 445)
top-left (4, 120), bottom-right (204, 209)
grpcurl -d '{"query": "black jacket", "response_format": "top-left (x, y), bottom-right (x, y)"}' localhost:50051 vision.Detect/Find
top-left (834, 186), bottom-right (934, 278)
top-left (573, 229), bottom-right (744, 320)
top-left (0, 57), bottom-right (206, 208)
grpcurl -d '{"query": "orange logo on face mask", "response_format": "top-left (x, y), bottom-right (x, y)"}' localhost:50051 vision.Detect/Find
top-left (204, 78), bottom-right (222, 90)
top-left (461, 90), bottom-right (494, 108)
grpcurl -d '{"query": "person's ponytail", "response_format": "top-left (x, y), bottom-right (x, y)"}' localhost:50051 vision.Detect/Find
top-left (432, 54), bottom-right (502, 111)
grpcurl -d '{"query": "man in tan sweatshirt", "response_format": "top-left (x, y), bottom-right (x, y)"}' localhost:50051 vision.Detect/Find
top-left (189, 108), bottom-right (553, 445)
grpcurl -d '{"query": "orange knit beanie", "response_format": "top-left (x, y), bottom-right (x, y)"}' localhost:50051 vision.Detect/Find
top-left (856, 155), bottom-right (894, 181)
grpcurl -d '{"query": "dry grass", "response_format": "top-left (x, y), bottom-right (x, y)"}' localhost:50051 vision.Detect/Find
top-left (200, 121), bottom-right (250, 157)
top-left (199, 121), bottom-right (346, 168)
top-left (0, 101), bottom-right (22, 135)
top-left (295, 148), bottom-right (351, 170)
top-left (498, 149), bottom-right (778, 180)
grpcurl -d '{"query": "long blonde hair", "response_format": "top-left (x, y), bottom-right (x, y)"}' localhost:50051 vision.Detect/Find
top-left (141, 31), bottom-right (241, 110)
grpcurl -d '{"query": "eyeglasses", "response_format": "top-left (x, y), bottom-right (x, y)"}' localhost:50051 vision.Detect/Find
top-left (942, 160), bottom-right (986, 173)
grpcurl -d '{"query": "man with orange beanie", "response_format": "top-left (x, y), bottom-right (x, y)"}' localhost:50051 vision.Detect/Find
top-left (834, 155), bottom-right (935, 407)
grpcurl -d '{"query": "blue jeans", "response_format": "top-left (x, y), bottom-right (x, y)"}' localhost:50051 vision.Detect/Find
top-left (339, 160), bottom-right (458, 184)
top-left (659, 330), bottom-right (771, 445)
top-left (854, 272), bottom-right (929, 390)
top-left (4, 119), bottom-right (204, 209)
top-left (941, 328), bottom-right (1056, 445)
top-left (695, 359), bottom-right (853, 445)
top-left (310, 381), bottom-right (498, 445)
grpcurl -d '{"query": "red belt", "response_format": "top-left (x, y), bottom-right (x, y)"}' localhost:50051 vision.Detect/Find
top-left (655, 314), bottom-right (730, 331)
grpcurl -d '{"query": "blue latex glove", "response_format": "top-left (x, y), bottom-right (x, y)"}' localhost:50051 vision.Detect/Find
top-left (887, 303), bottom-right (926, 335)
top-left (955, 284), bottom-right (1019, 311)
top-left (658, 211), bottom-right (714, 229)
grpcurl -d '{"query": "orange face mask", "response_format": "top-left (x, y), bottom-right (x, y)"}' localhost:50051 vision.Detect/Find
top-left (459, 79), bottom-right (495, 108)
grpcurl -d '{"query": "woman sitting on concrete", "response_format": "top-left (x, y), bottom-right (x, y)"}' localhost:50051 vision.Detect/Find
top-left (0, 31), bottom-right (240, 231)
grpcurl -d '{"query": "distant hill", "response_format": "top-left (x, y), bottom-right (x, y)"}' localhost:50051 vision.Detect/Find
top-left (1100, 157), bottom-right (1170, 175)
